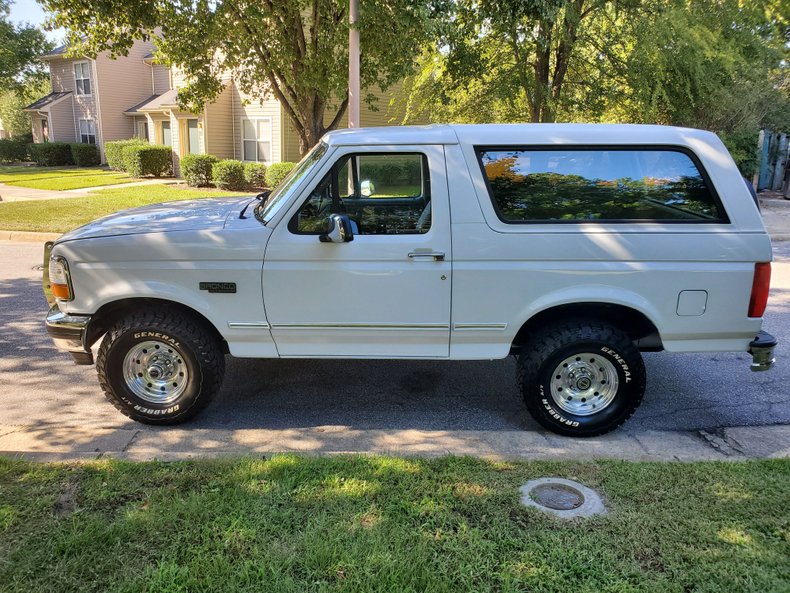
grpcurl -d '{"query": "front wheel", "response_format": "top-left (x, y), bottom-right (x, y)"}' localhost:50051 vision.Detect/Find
top-left (96, 309), bottom-right (225, 424)
top-left (518, 320), bottom-right (646, 437)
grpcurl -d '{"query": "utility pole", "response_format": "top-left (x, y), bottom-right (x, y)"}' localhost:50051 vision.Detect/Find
top-left (348, 0), bottom-right (360, 128)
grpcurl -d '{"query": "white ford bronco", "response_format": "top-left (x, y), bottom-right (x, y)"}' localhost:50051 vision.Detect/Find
top-left (43, 124), bottom-right (777, 436)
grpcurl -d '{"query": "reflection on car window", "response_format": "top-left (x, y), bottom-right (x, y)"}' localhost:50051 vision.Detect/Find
top-left (290, 153), bottom-right (432, 235)
top-left (256, 141), bottom-right (328, 224)
top-left (478, 148), bottom-right (725, 222)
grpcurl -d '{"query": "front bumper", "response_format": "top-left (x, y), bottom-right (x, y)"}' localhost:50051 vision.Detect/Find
top-left (45, 304), bottom-right (94, 365)
top-left (748, 331), bottom-right (777, 372)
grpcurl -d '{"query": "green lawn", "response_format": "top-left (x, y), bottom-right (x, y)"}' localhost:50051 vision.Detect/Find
top-left (0, 456), bottom-right (787, 593)
top-left (0, 166), bottom-right (138, 191)
top-left (0, 185), bottom-right (247, 233)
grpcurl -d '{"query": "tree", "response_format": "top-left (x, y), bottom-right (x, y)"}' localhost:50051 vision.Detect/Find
top-left (404, 0), bottom-right (638, 124)
top-left (0, 80), bottom-right (49, 137)
top-left (0, 0), bottom-right (52, 91)
top-left (41, 0), bottom-right (439, 154)
top-left (616, 0), bottom-right (789, 176)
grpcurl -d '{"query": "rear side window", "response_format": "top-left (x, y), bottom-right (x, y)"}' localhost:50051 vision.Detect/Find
top-left (477, 147), bottom-right (726, 223)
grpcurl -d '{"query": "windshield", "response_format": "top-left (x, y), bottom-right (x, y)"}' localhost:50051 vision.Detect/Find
top-left (255, 141), bottom-right (328, 224)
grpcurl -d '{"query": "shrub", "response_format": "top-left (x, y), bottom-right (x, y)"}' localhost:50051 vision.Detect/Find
top-left (70, 143), bottom-right (100, 166)
top-left (105, 138), bottom-right (147, 171)
top-left (122, 144), bottom-right (172, 177)
top-left (180, 153), bottom-right (218, 187)
top-left (212, 159), bottom-right (246, 190)
top-left (244, 162), bottom-right (267, 188)
top-left (265, 161), bottom-right (296, 188)
top-left (0, 137), bottom-right (31, 163)
top-left (29, 142), bottom-right (73, 166)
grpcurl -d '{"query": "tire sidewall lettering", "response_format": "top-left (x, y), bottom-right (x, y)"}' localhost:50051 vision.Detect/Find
top-left (599, 346), bottom-right (631, 383)
top-left (538, 385), bottom-right (580, 427)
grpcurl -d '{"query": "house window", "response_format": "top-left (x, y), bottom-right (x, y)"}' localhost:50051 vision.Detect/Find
top-left (74, 62), bottom-right (91, 96)
top-left (241, 118), bottom-right (271, 162)
top-left (79, 119), bottom-right (96, 144)
top-left (41, 118), bottom-right (49, 142)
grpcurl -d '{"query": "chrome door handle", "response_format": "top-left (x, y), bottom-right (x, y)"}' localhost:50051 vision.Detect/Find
top-left (408, 251), bottom-right (445, 261)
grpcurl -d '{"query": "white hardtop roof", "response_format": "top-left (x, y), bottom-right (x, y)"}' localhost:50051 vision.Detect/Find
top-left (322, 123), bottom-right (719, 148)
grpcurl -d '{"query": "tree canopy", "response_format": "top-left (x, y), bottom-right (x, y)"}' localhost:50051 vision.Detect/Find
top-left (400, 0), bottom-right (788, 175)
top-left (41, 0), bottom-right (439, 154)
top-left (0, 0), bottom-right (52, 92)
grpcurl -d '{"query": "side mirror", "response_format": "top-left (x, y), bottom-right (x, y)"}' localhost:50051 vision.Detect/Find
top-left (319, 213), bottom-right (354, 243)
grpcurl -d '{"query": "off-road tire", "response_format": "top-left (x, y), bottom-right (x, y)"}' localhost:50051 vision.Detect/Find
top-left (96, 309), bottom-right (224, 425)
top-left (517, 320), bottom-right (646, 437)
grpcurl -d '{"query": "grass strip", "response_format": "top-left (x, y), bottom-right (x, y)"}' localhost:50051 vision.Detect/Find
top-left (0, 166), bottom-right (136, 190)
top-left (0, 455), bottom-right (787, 593)
top-left (0, 185), bottom-right (247, 233)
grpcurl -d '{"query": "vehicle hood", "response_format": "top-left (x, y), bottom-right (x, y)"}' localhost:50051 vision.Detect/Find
top-left (56, 196), bottom-right (255, 242)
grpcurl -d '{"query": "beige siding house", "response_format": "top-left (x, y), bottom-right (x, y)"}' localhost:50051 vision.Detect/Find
top-left (27, 40), bottom-right (413, 174)
top-left (25, 39), bottom-right (158, 161)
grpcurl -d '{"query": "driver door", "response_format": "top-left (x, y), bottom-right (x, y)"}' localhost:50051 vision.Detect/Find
top-left (262, 145), bottom-right (452, 358)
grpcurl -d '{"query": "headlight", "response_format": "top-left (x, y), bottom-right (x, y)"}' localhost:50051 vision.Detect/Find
top-left (49, 256), bottom-right (74, 301)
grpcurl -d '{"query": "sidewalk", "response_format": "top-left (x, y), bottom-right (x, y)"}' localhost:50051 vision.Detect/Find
top-left (0, 423), bottom-right (788, 462)
top-left (0, 177), bottom-right (178, 202)
top-left (760, 192), bottom-right (790, 241)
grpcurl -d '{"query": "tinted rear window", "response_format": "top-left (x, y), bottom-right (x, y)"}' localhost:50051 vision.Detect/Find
top-left (477, 148), bottom-right (725, 223)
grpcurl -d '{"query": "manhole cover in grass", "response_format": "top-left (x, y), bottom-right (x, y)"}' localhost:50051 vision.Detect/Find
top-left (530, 483), bottom-right (584, 510)
top-left (519, 478), bottom-right (606, 519)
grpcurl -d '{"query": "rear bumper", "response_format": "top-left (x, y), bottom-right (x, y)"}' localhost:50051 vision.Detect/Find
top-left (748, 330), bottom-right (777, 372)
top-left (45, 304), bottom-right (94, 365)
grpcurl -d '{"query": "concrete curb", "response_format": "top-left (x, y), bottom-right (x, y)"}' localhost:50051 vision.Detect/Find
top-left (0, 423), bottom-right (787, 463)
top-left (0, 231), bottom-right (61, 243)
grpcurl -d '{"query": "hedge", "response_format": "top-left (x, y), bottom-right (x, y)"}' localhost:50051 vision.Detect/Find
top-left (181, 153), bottom-right (218, 187)
top-left (212, 159), bottom-right (246, 190)
top-left (105, 138), bottom-right (147, 171)
top-left (360, 160), bottom-right (422, 185)
top-left (30, 142), bottom-right (73, 166)
top-left (70, 143), bottom-right (100, 166)
top-left (265, 161), bottom-right (296, 188)
top-left (0, 137), bottom-right (31, 163)
top-left (122, 144), bottom-right (173, 177)
top-left (244, 162), bottom-right (267, 188)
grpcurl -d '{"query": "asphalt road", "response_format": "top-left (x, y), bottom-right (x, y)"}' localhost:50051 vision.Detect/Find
top-left (1, 239), bottom-right (788, 435)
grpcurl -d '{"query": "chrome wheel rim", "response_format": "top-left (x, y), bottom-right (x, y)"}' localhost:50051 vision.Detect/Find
top-left (122, 340), bottom-right (188, 404)
top-left (550, 353), bottom-right (619, 416)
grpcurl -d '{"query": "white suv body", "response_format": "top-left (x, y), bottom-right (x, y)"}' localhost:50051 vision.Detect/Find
top-left (44, 124), bottom-right (777, 435)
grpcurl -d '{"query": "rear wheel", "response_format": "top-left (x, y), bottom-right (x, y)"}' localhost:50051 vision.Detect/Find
top-left (517, 320), bottom-right (646, 437)
top-left (96, 309), bottom-right (224, 424)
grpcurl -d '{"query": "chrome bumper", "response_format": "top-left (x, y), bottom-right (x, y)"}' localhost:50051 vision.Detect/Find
top-left (45, 304), bottom-right (94, 365)
top-left (748, 331), bottom-right (777, 372)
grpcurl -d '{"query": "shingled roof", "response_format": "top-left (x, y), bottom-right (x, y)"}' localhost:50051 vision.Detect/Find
top-left (23, 91), bottom-right (72, 111)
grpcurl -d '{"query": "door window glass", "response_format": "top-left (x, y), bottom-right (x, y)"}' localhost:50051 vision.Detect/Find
top-left (161, 121), bottom-right (172, 146)
top-left (187, 119), bottom-right (200, 154)
top-left (291, 153), bottom-right (431, 235)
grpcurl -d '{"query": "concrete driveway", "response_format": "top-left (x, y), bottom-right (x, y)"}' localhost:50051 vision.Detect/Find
top-left (1, 239), bottom-right (788, 460)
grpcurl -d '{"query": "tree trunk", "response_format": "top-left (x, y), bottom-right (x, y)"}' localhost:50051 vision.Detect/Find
top-left (294, 93), bottom-right (350, 156)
